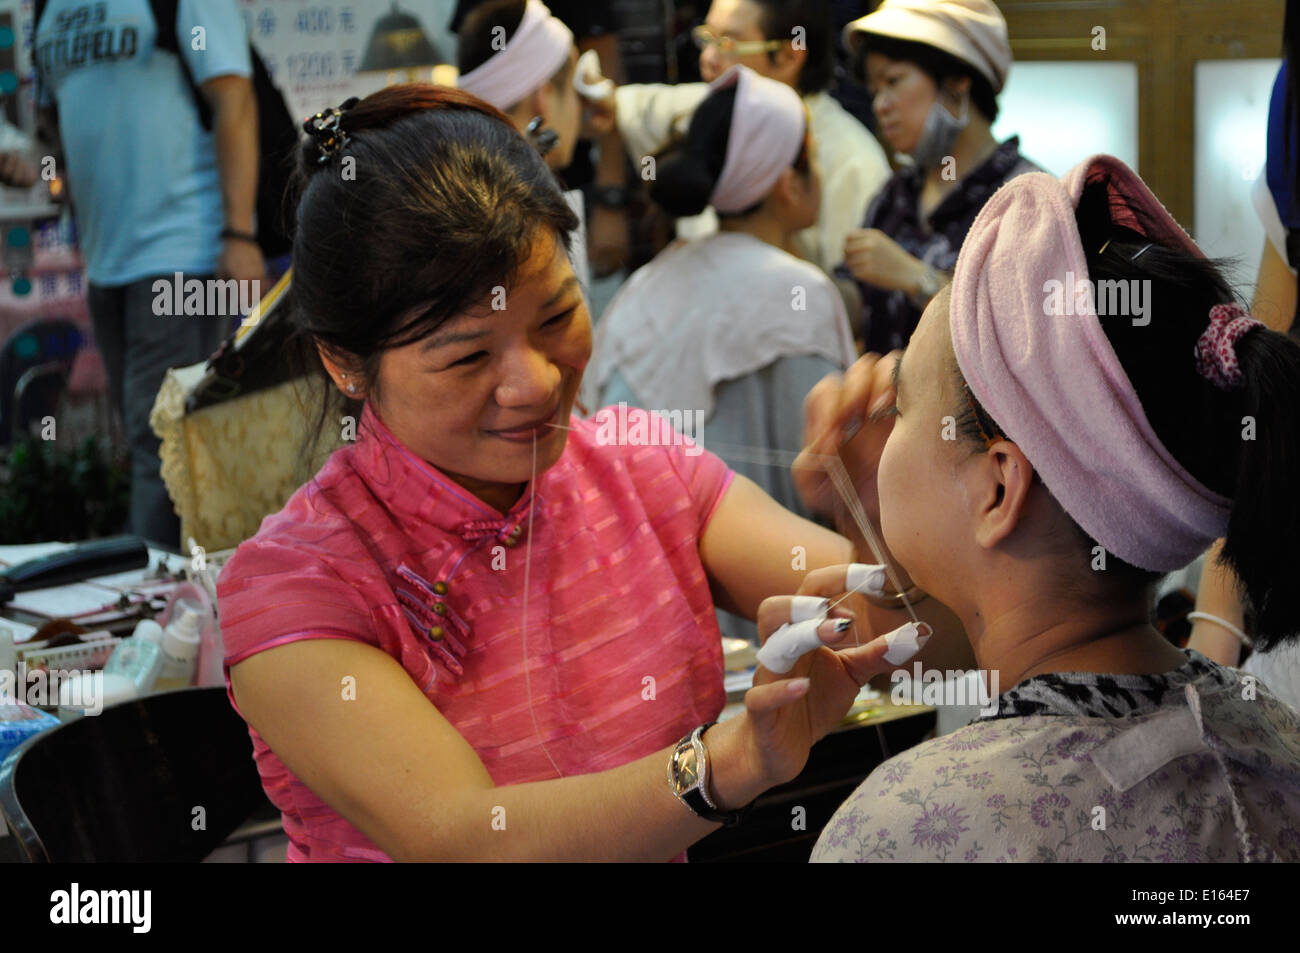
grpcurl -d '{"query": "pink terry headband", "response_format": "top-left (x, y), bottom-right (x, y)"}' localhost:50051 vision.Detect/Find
top-left (708, 65), bottom-right (807, 215)
top-left (949, 154), bottom-right (1254, 572)
top-left (457, 0), bottom-right (573, 112)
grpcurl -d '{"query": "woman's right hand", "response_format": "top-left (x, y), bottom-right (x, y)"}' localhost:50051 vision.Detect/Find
top-left (793, 350), bottom-right (901, 526)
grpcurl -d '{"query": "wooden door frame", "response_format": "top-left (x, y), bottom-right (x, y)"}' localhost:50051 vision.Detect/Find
top-left (999, 0), bottom-right (1283, 231)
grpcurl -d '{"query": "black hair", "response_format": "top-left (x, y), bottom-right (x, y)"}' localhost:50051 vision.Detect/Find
top-left (456, 0), bottom-right (574, 105)
top-left (649, 85), bottom-right (810, 219)
top-left (952, 179), bottom-right (1300, 650)
top-left (287, 83), bottom-right (579, 454)
top-left (852, 33), bottom-right (999, 123)
top-left (748, 0), bottom-right (834, 95)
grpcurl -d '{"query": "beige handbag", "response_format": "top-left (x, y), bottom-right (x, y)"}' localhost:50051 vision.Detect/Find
top-left (149, 272), bottom-right (346, 552)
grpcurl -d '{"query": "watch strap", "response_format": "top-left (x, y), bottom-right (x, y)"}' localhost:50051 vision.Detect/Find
top-left (670, 722), bottom-right (749, 827)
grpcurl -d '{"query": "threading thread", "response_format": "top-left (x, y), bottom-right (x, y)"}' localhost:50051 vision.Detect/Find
top-left (703, 441), bottom-right (919, 629)
top-left (521, 430), bottom-right (563, 778)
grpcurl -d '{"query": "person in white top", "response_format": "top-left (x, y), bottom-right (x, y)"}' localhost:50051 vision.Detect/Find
top-left (456, 0), bottom-right (594, 291)
top-left (611, 0), bottom-right (892, 281)
top-left (586, 66), bottom-right (858, 642)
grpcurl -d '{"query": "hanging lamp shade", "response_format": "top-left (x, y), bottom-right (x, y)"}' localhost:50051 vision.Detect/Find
top-left (358, 3), bottom-right (443, 73)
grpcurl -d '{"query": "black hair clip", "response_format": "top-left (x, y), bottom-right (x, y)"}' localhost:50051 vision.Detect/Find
top-left (305, 96), bottom-right (360, 164)
top-left (526, 116), bottom-right (559, 158)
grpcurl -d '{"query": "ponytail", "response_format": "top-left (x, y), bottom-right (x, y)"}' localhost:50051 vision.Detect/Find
top-left (1220, 327), bottom-right (1300, 649)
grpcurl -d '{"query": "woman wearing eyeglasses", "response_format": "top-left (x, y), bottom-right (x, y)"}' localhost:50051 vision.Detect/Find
top-left (840, 0), bottom-right (1042, 355)
top-left (610, 0), bottom-right (891, 284)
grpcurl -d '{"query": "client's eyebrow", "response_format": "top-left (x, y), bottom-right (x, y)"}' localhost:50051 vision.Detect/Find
top-left (891, 351), bottom-right (905, 408)
top-left (542, 275), bottom-right (582, 310)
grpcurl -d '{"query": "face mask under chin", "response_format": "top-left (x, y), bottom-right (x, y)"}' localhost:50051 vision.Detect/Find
top-left (899, 93), bottom-right (970, 170)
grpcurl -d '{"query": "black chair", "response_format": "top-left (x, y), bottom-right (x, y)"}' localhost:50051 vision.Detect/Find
top-left (0, 317), bottom-right (84, 447)
top-left (0, 686), bottom-right (268, 862)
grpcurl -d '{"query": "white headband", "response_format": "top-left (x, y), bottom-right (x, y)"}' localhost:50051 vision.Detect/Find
top-left (708, 65), bottom-right (807, 215)
top-left (458, 0), bottom-right (573, 111)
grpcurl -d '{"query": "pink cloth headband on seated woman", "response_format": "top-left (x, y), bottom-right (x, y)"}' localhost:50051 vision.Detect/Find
top-left (457, 0), bottom-right (573, 112)
top-left (949, 154), bottom-right (1242, 572)
top-left (707, 64), bottom-right (807, 215)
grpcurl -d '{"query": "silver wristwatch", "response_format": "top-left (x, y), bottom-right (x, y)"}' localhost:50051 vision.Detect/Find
top-left (667, 722), bottom-right (747, 826)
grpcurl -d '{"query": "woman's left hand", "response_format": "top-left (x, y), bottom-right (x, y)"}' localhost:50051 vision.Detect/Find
top-left (741, 565), bottom-right (929, 786)
top-left (843, 228), bottom-right (922, 293)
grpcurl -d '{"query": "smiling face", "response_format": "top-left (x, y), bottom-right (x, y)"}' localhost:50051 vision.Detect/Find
top-left (864, 51), bottom-right (942, 154)
top-left (366, 229), bottom-right (591, 512)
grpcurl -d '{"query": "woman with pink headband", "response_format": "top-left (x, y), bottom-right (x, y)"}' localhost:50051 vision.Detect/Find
top-left (584, 64), bottom-right (857, 643)
top-left (457, 0), bottom-right (592, 290)
top-left (780, 154), bottom-right (1300, 861)
top-left (587, 66), bottom-right (855, 525)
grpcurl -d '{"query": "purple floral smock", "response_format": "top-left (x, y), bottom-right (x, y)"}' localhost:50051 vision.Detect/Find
top-left (812, 650), bottom-right (1300, 862)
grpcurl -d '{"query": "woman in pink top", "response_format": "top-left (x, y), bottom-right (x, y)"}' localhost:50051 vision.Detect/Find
top-left (217, 85), bottom-right (946, 862)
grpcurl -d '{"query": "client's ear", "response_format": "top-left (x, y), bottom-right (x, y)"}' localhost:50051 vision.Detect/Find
top-left (972, 440), bottom-right (1036, 550)
top-left (769, 166), bottom-right (806, 212)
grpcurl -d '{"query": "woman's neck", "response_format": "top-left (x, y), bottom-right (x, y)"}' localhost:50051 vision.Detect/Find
top-left (717, 207), bottom-right (799, 255)
top-left (961, 588), bottom-right (1189, 694)
top-left (923, 117), bottom-right (999, 190)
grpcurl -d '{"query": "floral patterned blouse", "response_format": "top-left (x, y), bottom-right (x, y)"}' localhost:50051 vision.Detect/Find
top-left (812, 650), bottom-right (1300, 862)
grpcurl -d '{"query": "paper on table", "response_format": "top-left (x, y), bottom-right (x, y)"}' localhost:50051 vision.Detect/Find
top-left (0, 618), bottom-right (40, 643)
top-left (6, 583), bottom-right (130, 619)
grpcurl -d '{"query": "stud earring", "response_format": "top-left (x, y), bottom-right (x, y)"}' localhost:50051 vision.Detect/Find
top-left (344, 376), bottom-right (357, 394)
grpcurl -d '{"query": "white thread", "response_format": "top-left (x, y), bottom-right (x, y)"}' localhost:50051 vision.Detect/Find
top-left (522, 430), bottom-right (564, 778)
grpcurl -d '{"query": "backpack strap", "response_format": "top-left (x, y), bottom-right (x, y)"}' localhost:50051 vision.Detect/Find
top-left (148, 0), bottom-right (213, 129)
top-left (32, 0), bottom-right (50, 108)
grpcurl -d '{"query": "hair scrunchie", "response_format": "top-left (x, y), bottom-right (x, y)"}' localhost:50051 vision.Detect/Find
top-left (1194, 302), bottom-right (1263, 391)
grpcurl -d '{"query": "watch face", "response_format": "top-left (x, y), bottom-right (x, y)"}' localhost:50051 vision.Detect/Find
top-left (672, 744), bottom-right (699, 794)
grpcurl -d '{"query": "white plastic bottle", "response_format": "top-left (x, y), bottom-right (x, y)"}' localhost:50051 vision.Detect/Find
top-left (103, 619), bottom-right (165, 695)
top-left (155, 607), bottom-right (203, 691)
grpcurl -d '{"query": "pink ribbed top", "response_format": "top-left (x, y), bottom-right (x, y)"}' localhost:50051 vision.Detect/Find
top-left (217, 403), bottom-right (733, 861)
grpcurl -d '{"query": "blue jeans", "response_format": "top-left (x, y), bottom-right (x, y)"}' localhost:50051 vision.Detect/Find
top-left (87, 275), bottom-right (231, 548)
